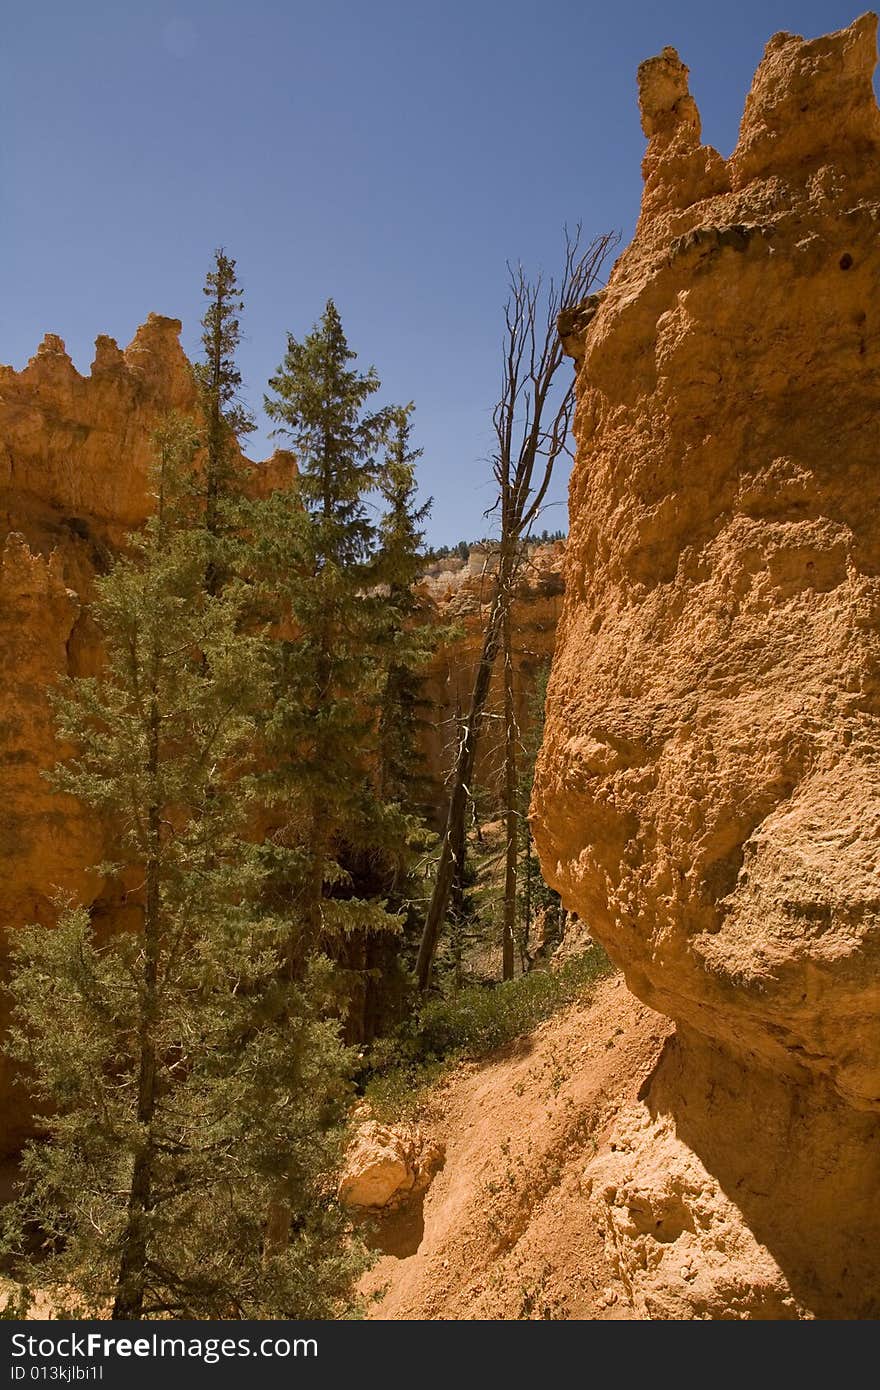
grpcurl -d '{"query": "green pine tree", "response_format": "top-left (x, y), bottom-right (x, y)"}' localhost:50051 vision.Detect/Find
top-left (251, 302), bottom-right (415, 1041)
top-left (375, 405), bottom-right (438, 813)
top-left (194, 250), bottom-right (255, 534)
top-left (192, 249), bottom-right (255, 598)
top-left (1, 417), bottom-right (366, 1320)
top-left (354, 407), bottom-right (452, 1019)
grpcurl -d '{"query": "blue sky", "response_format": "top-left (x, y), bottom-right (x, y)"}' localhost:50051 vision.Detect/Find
top-left (3, 1), bottom-right (875, 544)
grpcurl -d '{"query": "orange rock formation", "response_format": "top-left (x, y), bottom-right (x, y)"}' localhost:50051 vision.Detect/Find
top-left (533, 13), bottom-right (880, 1318)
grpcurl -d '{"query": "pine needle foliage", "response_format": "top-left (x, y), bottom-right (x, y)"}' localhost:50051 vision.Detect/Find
top-left (375, 405), bottom-right (441, 813)
top-left (253, 302), bottom-right (408, 972)
top-left (194, 250), bottom-right (255, 534)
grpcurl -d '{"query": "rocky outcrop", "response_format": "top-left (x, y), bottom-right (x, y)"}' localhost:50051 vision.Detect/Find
top-left (338, 1120), bottom-right (444, 1210)
top-left (533, 14), bottom-right (880, 1318)
top-left (0, 318), bottom-right (198, 581)
top-left (0, 538), bottom-right (104, 1152)
top-left (585, 1028), bottom-right (880, 1319)
top-left (0, 535), bottom-right (103, 926)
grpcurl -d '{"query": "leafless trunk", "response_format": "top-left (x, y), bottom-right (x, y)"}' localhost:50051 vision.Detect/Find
top-left (501, 601), bottom-right (517, 980)
top-left (415, 227), bottom-right (615, 992)
top-left (521, 826), bottom-right (532, 973)
top-left (110, 716), bottom-right (159, 1320)
top-left (111, 447), bottom-right (171, 1321)
top-left (415, 590), bottom-right (506, 991)
top-left (448, 705), bottom-right (467, 990)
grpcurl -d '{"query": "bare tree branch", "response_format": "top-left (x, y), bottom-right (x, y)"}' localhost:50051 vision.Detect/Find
top-left (416, 226), bottom-right (617, 991)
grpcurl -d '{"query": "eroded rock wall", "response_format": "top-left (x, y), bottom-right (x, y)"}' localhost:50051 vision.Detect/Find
top-left (533, 13), bottom-right (880, 1317)
top-left (0, 317), bottom-right (197, 575)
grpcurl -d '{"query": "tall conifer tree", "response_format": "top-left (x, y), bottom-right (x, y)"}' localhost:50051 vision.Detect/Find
top-left (255, 301), bottom-right (404, 964)
top-left (194, 249), bottom-right (254, 590)
top-left (196, 250), bottom-right (254, 518)
top-left (374, 406), bottom-right (436, 812)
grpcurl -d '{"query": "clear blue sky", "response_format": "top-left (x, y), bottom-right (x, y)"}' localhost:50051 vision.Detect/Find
top-left (3, 1), bottom-right (875, 544)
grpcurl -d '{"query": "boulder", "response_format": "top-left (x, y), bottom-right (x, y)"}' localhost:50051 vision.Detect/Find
top-left (338, 1121), bottom-right (444, 1210)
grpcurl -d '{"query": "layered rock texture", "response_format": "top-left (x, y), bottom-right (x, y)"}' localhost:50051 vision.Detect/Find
top-left (533, 13), bottom-right (880, 1317)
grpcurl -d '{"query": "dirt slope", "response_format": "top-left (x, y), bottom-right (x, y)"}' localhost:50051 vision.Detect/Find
top-left (361, 975), bottom-right (671, 1319)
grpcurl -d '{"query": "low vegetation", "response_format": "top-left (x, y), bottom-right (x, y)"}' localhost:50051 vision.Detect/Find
top-left (422, 529), bottom-right (566, 565)
top-left (361, 945), bottom-right (614, 1121)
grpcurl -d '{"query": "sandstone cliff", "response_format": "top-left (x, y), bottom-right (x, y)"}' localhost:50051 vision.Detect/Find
top-left (533, 13), bottom-right (880, 1318)
top-left (0, 318), bottom-right (196, 571)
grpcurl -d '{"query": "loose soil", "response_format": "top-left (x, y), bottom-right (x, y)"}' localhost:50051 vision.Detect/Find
top-left (361, 974), bottom-right (671, 1319)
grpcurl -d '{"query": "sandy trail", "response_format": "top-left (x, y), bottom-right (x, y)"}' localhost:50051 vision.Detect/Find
top-left (362, 974), bottom-right (671, 1320)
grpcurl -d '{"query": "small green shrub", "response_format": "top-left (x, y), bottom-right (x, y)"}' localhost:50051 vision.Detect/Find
top-left (0, 1284), bottom-right (34, 1320)
top-left (416, 947), bottom-right (612, 1057)
top-left (361, 946), bottom-right (615, 1120)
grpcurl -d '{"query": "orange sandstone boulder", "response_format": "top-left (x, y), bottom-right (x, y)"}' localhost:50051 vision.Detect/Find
top-left (338, 1121), bottom-right (444, 1210)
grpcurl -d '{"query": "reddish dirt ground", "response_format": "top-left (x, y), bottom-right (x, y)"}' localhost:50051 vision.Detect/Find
top-left (361, 974), bottom-right (671, 1319)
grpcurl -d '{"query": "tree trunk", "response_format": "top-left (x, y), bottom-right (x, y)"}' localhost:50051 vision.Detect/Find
top-left (501, 603), bottom-right (517, 981)
top-left (112, 691), bottom-right (161, 1321)
top-left (270, 566), bottom-right (332, 1252)
top-left (204, 279), bottom-right (226, 598)
top-left (522, 829), bottom-right (532, 972)
top-left (449, 754), bottom-right (467, 990)
top-left (416, 569), bottom-right (511, 992)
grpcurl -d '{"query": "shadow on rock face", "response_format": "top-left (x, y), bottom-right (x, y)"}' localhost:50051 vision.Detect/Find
top-left (588, 1029), bottom-right (880, 1319)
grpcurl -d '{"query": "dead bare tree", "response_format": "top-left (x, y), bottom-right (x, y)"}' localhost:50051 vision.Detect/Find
top-left (415, 226), bottom-right (616, 992)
